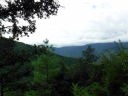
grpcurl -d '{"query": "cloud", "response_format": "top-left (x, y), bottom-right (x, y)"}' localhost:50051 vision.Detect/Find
top-left (19, 0), bottom-right (128, 47)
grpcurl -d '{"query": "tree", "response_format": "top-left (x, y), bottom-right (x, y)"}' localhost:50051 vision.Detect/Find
top-left (73, 45), bottom-right (97, 85)
top-left (51, 60), bottom-right (72, 96)
top-left (101, 51), bottom-right (128, 96)
top-left (82, 45), bottom-right (97, 63)
top-left (72, 83), bottom-right (106, 96)
top-left (0, 38), bottom-right (33, 96)
top-left (0, 0), bottom-right (60, 39)
top-left (0, 38), bottom-right (14, 96)
top-left (32, 43), bottom-right (62, 96)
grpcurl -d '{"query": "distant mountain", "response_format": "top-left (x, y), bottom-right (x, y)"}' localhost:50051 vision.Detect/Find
top-left (54, 42), bottom-right (128, 58)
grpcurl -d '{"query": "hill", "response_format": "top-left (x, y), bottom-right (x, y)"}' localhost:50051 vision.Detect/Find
top-left (54, 42), bottom-right (128, 58)
top-left (0, 37), bottom-right (77, 64)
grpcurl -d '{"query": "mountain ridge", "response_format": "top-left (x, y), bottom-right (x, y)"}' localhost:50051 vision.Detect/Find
top-left (54, 42), bottom-right (128, 58)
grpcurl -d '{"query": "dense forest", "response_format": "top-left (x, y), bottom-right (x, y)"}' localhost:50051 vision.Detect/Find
top-left (0, 0), bottom-right (128, 96)
top-left (0, 37), bottom-right (128, 96)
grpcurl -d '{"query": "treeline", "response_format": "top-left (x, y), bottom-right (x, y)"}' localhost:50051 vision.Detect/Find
top-left (0, 38), bottom-right (128, 96)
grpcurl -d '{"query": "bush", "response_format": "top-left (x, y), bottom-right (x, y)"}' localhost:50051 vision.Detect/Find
top-left (72, 84), bottom-right (92, 96)
top-left (72, 83), bottom-right (107, 96)
top-left (24, 90), bottom-right (37, 96)
top-left (121, 83), bottom-right (128, 96)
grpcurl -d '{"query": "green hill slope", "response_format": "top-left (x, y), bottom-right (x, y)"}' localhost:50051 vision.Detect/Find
top-left (0, 37), bottom-right (77, 64)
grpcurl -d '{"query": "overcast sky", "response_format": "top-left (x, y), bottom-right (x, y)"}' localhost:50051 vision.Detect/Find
top-left (19, 0), bottom-right (128, 47)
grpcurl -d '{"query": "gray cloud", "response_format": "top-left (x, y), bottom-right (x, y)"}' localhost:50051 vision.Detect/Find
top-left (19, 0), bottom-right (128, 47)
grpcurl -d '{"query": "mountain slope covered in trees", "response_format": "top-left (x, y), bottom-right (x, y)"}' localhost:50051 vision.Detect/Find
top-left (54, 42), bottom-right (128, 58)
top-left (0, 37), bottom-right (77, 64)
top-left (0, 37), bottom-right (128, 96)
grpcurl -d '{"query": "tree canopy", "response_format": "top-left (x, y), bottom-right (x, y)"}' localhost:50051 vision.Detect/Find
top-left (0, 0), bottom-right (60, 39)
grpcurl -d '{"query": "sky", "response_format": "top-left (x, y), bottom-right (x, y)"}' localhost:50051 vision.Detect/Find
top-left (18, 0), bottom-right (128, 47)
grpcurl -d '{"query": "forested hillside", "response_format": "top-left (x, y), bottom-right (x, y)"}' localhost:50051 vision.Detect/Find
top-left (54, 42), bottom-right (128, 58)
top-left (0, 0), bottom-right (127, 96)
top-left (0, 37), bottom-right (128, 96)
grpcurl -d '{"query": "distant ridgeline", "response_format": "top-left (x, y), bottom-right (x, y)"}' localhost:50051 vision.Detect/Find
top-left (0, 37), bottom-right (77, 68)
top-left (54, 42), bottom-right (128, 58)
top-left (1, 37), bottom-right (128, 58)
top-left (0, 37), bottom-right (76, 62)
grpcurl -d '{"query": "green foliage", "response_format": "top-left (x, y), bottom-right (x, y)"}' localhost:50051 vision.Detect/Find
top-left (1, 38), bottom-right (128, 96)
top-left (32, 54), bottom-right (61, 83)
top-left (72, 84), bottom-right (92, 96)
top-left (72, 42), bottom-right (128, 96)
top-left (87, 63), bottom-right (103, 83)
top-left (72, 83), bottom-right (106, 96)
top-left (0, 38), bottom-right (33, 96)
top-left (86, 83), bottom-right (107, 96)
top-left (121, 83), bottom-right (128, 96)
top-left (71, 46), bottom-right (98, 85)
top-left (4, 90), bottom-right (25, 96)
top-left (4, 91), bottom-right (16, 96)
top-left (24, 90), bottom-right (37, 96)
top-left (100, 45), bottom-right (128, 96)
top-left (0, 0), bottom-right (60, 39)
top-left (82, 45), bottom-right (97, 63)
top-left (102, 53), bottom-right (122, 84)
